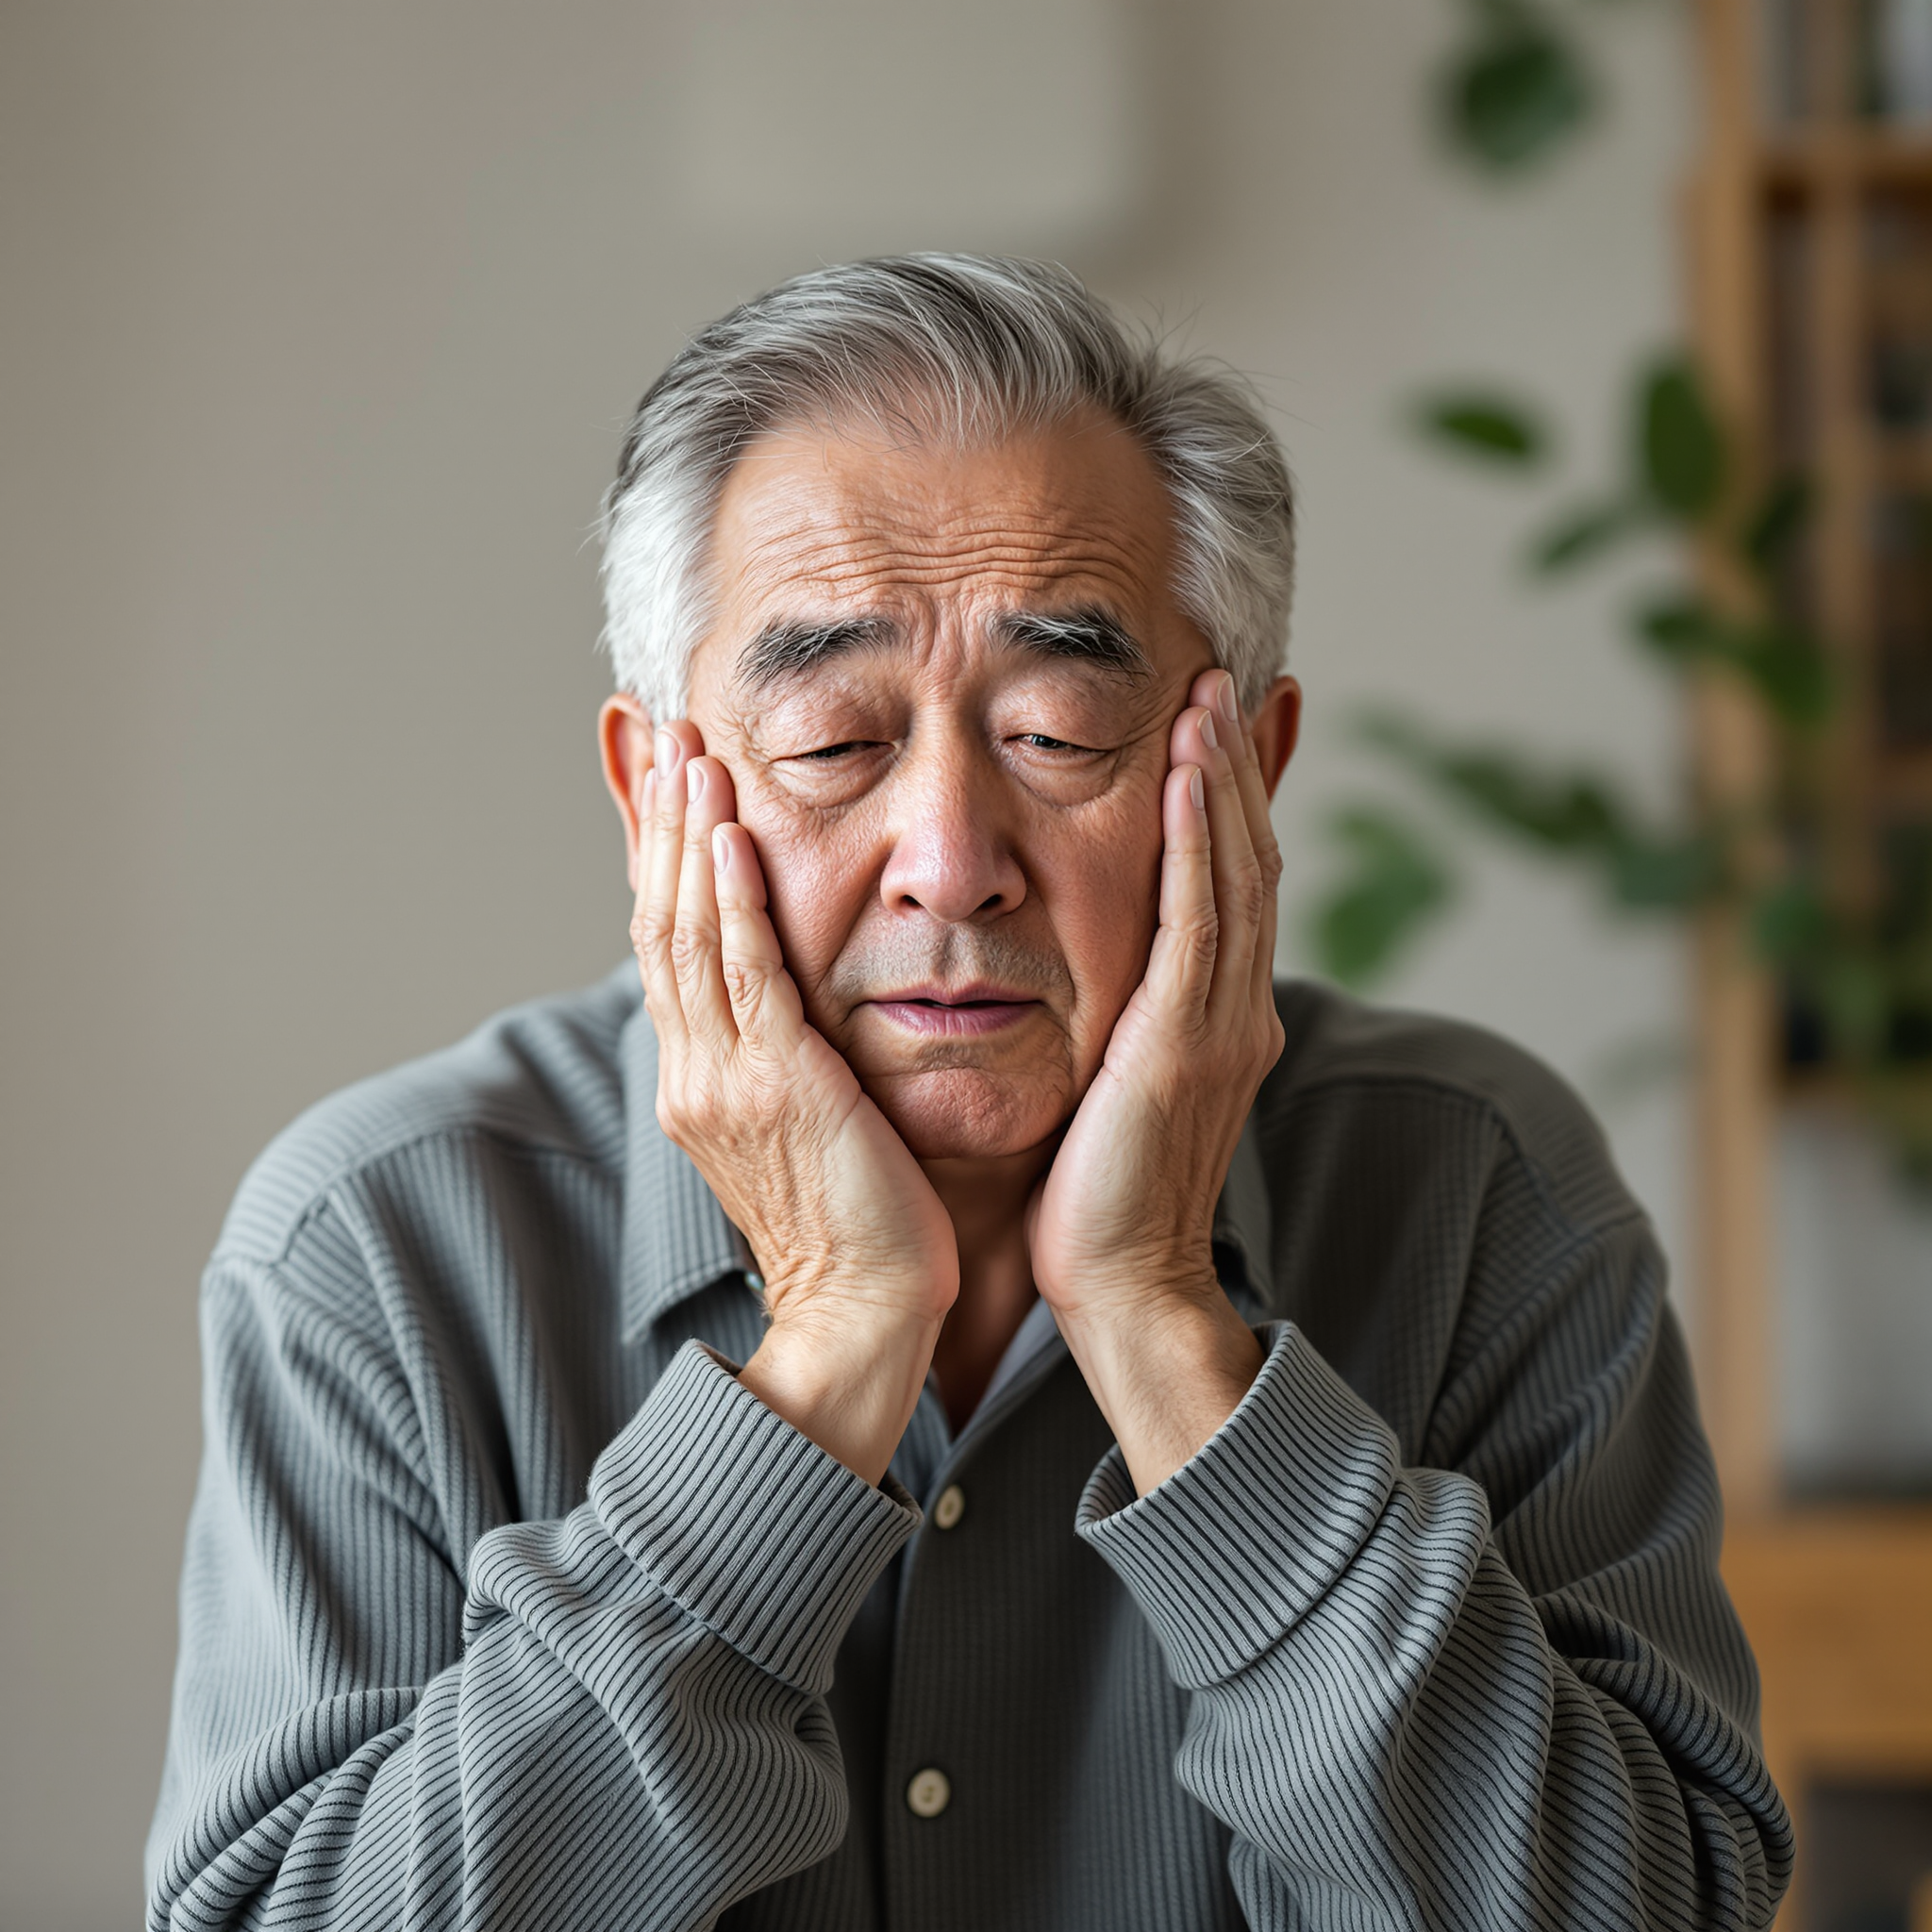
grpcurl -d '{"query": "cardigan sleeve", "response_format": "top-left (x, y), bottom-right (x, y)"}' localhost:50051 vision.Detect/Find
top-left (1076, 1218), bottom-right (1794, 1932)
top-left (144, 1252), bottom-right (917, 1932)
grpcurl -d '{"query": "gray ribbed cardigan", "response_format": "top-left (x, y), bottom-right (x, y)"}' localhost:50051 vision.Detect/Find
top-left (145, 964), bottom-right (1793, 1929)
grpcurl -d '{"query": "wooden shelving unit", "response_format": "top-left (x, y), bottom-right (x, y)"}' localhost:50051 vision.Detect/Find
top-left (1690, 5), bottom-right (1932, 1925)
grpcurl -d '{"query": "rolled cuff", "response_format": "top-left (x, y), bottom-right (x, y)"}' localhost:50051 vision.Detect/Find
top-left (1075, 1321), bottom-right (1402, 1688)
top-left (590, 1340), bottom-right (920, 1694)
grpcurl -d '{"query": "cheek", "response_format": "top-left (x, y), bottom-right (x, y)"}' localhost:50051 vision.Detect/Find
top-left (741, 799), bottom-right (874, 1006)
top-left (1041, 799), bottom-right (1165, 1038)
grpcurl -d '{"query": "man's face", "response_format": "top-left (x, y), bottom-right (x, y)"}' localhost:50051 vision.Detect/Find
top-left (681, 406), bottom-right (1221, 1163)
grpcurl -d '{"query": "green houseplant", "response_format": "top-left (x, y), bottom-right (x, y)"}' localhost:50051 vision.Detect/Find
top-left (1305, 358), bottom-right (1932, 1175)
top-left (1302, 1), bottom-right (1932, 1175)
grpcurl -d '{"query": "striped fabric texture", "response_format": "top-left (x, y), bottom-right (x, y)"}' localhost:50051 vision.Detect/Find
top-left (145, 963), bottom-right (1794, 1930)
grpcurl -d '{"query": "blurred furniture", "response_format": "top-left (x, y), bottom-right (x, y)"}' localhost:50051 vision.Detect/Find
top-left (1691, 3), bottom-right (1932, 1924)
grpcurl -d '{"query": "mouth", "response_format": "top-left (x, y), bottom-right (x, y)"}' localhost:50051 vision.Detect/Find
top-left (865, 984), bottom-right (1041, 1038)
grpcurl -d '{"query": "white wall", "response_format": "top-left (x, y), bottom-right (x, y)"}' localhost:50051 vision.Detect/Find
top-left (0, 3), bottom-right (1698, 1922)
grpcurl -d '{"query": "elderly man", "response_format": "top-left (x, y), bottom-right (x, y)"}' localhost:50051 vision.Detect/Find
top-left (147, 257), bottom-right (1791, 1931)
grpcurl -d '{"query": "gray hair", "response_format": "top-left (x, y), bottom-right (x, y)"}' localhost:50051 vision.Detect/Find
top-left (598, 254), bottom-right (1295, 717)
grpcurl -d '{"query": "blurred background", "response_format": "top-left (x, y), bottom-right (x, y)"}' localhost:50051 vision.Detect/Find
top-left (2, 1), bottom-right (1928, 1925)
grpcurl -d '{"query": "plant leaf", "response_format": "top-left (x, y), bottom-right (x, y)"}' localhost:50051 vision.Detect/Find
top-left (1632, 593), bottom-right (1834, 724)
top-left (1528, 498), bottom-right (1643, 573)
top-left (1818, 952), bottom-right (1891, 1058)
top-left (1414, 391), bottom-right (1550, 466)
top-left (1440, 14), bottom-right (1595, 173)
top-left (1751, 877), bottom-right (1830, 965)
top-left (1639, 358), bottom-right (1724, 520)
top-left (1432, 752), bottom-right (1627, 850)
top-left (1357, 712), bottom-right (1630, 851)
top-left (1357, 709), bottom-right (1723, 908)
top-left (1739, 473), bottom-right (1812, 574)
top-left (1605, 831), bottom-right (1728, 909)
top-left (1307, 808), bottom-right (1455, 987)
top-left (1633, 591), bottom-right (1735, 667)
top-left (1732, 623), bottom-right (1835, 727)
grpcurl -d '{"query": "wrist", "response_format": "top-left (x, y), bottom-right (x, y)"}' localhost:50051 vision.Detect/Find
top-left (1056, 1276), bottom-right (1263, 1496)
top-left (740, 1308), bottom-right (942, 1488)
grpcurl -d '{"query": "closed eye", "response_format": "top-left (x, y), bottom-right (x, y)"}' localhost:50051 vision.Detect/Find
top-left (793, 741), bottom-right (881, 760)
top-left (1014, 733), bottom-right (1101, 753)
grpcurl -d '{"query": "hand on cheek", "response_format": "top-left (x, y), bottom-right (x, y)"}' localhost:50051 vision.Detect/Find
top-left (630, 722), bottom-right (959, 1488)
top-left (1026, 668), bottom-right (1286, 1495)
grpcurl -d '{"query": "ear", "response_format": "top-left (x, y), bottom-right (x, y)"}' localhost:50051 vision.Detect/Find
top-left (1246, 675), bottom-right (1302, 802)
top-left (598, 692), bottom-right (656, 891)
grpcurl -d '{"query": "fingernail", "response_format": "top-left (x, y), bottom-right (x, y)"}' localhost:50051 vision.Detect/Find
top-left (1199, 708), bottom-right (1218, 751)
top-left (711, 825), bottom-right (731, 874)
top-left (1189, 766), bottom-right (1205, 811)
top-left (686, 760), bottom-right (705, 802)
top-left (655, 728), bottom-right (678, 774)
top-left (1217, 674), bottom-right (1240, 726)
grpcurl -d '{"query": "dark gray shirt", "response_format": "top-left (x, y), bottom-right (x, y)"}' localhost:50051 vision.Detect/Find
top-left (145, 964), bottom-right (1793, 1930)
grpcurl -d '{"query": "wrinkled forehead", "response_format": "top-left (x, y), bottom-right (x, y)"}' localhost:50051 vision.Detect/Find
top-left (704, 407), bottom-right (1181, 638)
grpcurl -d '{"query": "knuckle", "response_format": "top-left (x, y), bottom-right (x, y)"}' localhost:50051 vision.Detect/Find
top-left (634, 905), bottom-right (675, 958)
top-left (1180, 914), bottom-right (1220, 972)
top-left (723, 956), bottom-right (772, 1013)
top-left (1232, 854), bottom-right (1269, 924)
top-left (668, 924), bottom-right (711, 976)
top-left (658, 1065), bottom-right (723, 1137)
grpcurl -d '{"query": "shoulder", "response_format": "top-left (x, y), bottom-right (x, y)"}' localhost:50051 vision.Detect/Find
top-left (1239, 983), bottom-right (1664, 1456)
top-left (213, 963), bottom-right (641, 1269)
top-left (1258, 977), bottom-right (1641, 1245)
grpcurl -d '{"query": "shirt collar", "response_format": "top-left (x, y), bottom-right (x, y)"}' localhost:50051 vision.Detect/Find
top-left (617, 969), bottom-right (1279, 1343)
top-left (1211, 1114), bottom-right (1277, 1320)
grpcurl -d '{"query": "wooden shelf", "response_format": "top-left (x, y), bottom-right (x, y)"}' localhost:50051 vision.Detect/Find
top-left (1877, 745), bottom-right (1932, 808)
top-left (1761, 129), bottom-right (1932, 185)
top-left (1725, 1507), bottom-right (1932, 1786)
top-left (1724, 1508), bottom-right (1932, 1927)
top-left (1691, 4), bottom-right (1932, 1923)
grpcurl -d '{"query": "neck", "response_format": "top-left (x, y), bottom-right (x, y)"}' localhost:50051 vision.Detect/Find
top-left (921, 1144), bottom-right (1054, 1432)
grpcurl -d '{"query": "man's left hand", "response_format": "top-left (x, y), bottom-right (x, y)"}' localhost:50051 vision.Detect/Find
top-left (1028, 668), bottom-right (1285, 1494)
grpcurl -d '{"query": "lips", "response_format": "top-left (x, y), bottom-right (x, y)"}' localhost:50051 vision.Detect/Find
top-left (866, 985), bottom-right (1040, 1037)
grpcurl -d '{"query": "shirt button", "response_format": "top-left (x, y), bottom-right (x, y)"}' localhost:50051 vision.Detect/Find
top-left (932, 1484), bottom-right (966, 1531)
top-left (906, 1767), bottom-right (952, 1818)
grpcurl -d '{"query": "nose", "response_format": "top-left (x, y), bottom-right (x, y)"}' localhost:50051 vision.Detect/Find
top-left (877, 748), bottom-right (1026, 924)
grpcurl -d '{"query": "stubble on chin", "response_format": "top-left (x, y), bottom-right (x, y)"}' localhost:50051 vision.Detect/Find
top-left (864, 1058), bottom-right (1076, 1162)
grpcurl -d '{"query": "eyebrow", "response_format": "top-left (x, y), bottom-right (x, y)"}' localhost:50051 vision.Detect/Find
top-left (991, 606), bottom-right (1154, 680)
top-left (738, 616), bottom-right (896, 689)
top-left (734, 603), bottom-right (1154, 691)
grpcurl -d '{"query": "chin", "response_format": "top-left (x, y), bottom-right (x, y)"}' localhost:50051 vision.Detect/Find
top-left (869, 1066), bottom-right (1070, 1162)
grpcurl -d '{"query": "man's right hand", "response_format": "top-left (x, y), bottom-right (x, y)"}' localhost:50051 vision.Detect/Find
top-left (631, 723), bottom-right (958, 1486)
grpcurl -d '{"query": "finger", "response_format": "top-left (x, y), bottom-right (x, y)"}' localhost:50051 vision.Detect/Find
top-left (1171, 691), bottom-right (1261, 1013)
top-left (635, 726), bottom-right (694, 1053)
top-left (1218, 682), bottom-right (1285, 1006)
top-left (1195, 673), bottom-right (1274, 875)
top-left (1195, 670), bottom-right (1280, 1009)
top-left (711, 823), bottom-right (808, 1053)
top-left (672, 754), bottom-right (738, 1041)
top-left (1142, 760), bottom-right (1216, 1018)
